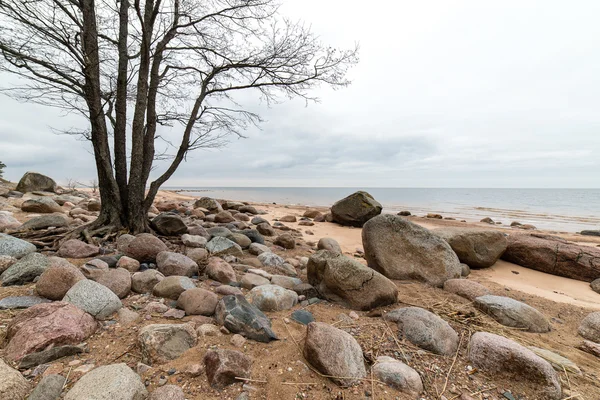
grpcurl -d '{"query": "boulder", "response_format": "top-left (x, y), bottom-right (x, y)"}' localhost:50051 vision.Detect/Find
top-left (19, 214), bottom-right (69, 230)
top-left (132, 269), bottom-right (165, 294)
top-left (81, 258), bottom-right (109, 280)
top-left (317, 237), bottom-right (342, 253)
top-left (303, 322), bottom-right (366, 386)
top-left (307, 250), bottom-right (398, 310)
top-left (473, 295), bottom-right (551, 333)
top-left (246, 284), bottom-right (298, 311)
top-left (384, 307), bottom-right (459, 356)
top-left (443, 279), bottom-right (490, 301)
top-left (152, 275), bottom-right (195, 299)
top-left (138, 323), bottom-right (197, 365)
top-left (372, 356), bottom-right (423, 395)
top-left (94, 268), bottom-right (132, 299)
top-left (181, 234), bottom-right (207, 248)
top-left (258, 252), bottom-right (285, 268)
top-left (16, 172), bottom-right (57, 193)
top-left (331, 191), bottom-right (382, 227)
top-left (1, 252), bottom-right (49, 286)
top-left (4, 302), bottom-right (96, 361)
top-left (274, 233), bottom-right (296, 249)
top-left (206, 257), bottom-right (236, 283)
top-left (185, 248), bottom-right (209, 266)
top-left (206, 236), bottom-right (243, 257)
top-left (362, 214), bottom-right (461, 287)
top-left (204, 349), bottom-right (252, 389)
top-left (64, 279), bottom-right (122, 319)
top-left (270, 275), bottom-right (302, 290)
top-left (502, 234), bottom-right (600, 282)
top-left (239, 205), bottom-right (258, 214)
top-left (64, 363), bottom-right (147, 400)
top-left (28, 374), bottom-right (65, 400)
top-left (256, 222), bottom-right (276, 236)
top-left (240, 272), bottom-right (270, 289)
top-left (580, 230), bottom-right (600, 237)
top-left (249, 243), bottom-right (270, 256)
top-left (124, 233), bottom-right (168, 262)
top-left (214, 211), bottom-right (235, 223)
top-left (57, 239), bottom-right (100, 258)
top-left (241, 229), bottom-right (265, 244)
top-left (194, 197), bottom-right (222, 213)
top-left (214, 294), bottom-right (278, 342)
top-left (151, 213), bottom-right (188, 236)
top-left (0, 213), bottom-right (21, 231)
top-left (0, 358), bottom-right (31, 400)
top-left (578, 311), bottom-right (600, 342)
top-left (468, 332), bottom-right (561, 399)
top-left (177, 288), bottom-right (219, 316)
top-left (0, 233), bottom-right (36, 258)
top-left (226, 233), bottom-right (252, 249)
top-left (156, 251), bottom-right (198, 277)
top-left (21, 197), bottom-right (62, 213)
top-left (433, 228), bottom-right (507, 268)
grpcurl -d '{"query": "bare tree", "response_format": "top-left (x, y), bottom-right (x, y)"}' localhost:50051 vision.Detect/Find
top-left (0, 0), bottom-right (358, 238)
top-left (65, 178), bottom-right (79, 192)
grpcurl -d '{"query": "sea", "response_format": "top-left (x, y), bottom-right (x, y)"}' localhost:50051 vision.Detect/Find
top-left (165, 187), bottom-right (600, 233)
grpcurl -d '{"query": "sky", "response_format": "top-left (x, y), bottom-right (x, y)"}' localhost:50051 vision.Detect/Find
top-left (1, 0), bottom-right (600, 188)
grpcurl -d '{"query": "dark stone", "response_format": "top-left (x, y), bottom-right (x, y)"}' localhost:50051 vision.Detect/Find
top-left (240, 229), bottom-right (265, 245)
top-left (214, 295), bottom-right (278, 343)
top-left (0, 296), bottom-right (51, 310)
top-left (581, 230), bottom-right (600, 237)
top-left (98, 255), bottom-right (119, 268)
top-left (291, 310), bottom-right (315, 325)
top-left (331, 191), bottom-right (382, 227)
top-left (19, 345), bottom-right (84, 369)
top-left (28, 374), bottom-right (66, 400)
top-left (151, 213), bottom-right (188, 236)
top-left (293, 283), bottom-right (319, 299)
top-left (16, 172), bottom-right (57, 193)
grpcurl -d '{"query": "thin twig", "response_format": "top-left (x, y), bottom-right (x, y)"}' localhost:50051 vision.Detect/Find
top-left (235, 377), bottom-right (267, 383)
top-left (439, 332), bottom-right (464, 399)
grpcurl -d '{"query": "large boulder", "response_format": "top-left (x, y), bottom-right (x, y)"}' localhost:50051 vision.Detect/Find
top-left (384, 307), bottom-right (459, 356)
top-left (303, 322), bottom-right (366, 386)
top-left (214, 294), bottom-right (278, 342)
top-left (151, 213), bottom-right (188, 236)
top-left (1, 252), bottom-right (49, 286)
top-left (578, 311), bottom-right (600, 342)
top-left (307, 250), bottom-right (398, 310)
top-left (64, 279), bottom-right (122, 319)
top-left (331, 191), bottom-right (382, 227)
top-left (21, 197), bottom-right (63, 213)
top-left (204, 349), bottom-right (253, 389)
top-left (0, 358), bottom-right (31, 400)
top-left (125, 233), bottom-right (169, 262)
top-left (16, 172), bottom-right (57, 193)
top-left (36, 263), bottom-right (86, 300)
top-left (468, 332), bottom-right (561, 399)
top-left (19, 214), bottom-right (69, 230)
top-left (206, 236), bottom-right (243, 257)
top-left (4, 302), bottom-right (97, 361)
top-left (64, 363), bottom-right (147, 400)
top-left (362, 214), bottom-right (461, 287)
top-left (473, 295), bottom-right (551, 333)
top-left (317, 237), bottom-right (342, 253)
top-left (246, 284), bottom-right (299, 311)
top-left (194, 197), bottom-right (222, 213)
top-left (156, 251), bottom-right (198, 277)
top-left (138, 323), bottom-right (197, 365)
top-left (0, 233), bottom-right (37, 258)
top-left (57, 239), bottom-right (100, 258)
top-left (502, 233), bottom-right (600, 282)
top-left (433, 228), bottom-right (507, 268)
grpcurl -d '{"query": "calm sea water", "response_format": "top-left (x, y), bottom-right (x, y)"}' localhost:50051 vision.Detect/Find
top-left (165, 187), bottom-right (600, 232)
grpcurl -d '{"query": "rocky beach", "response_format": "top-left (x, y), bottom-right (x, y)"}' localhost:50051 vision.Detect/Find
top-left (1, 173), bottom-right (600, 400)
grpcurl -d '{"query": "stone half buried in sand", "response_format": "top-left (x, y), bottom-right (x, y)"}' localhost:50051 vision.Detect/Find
top-left (362, 214), bottom-right (461, 287)
top-left (4, 302), bottom-right (97, 362)
top-left (138, 323), bottom-right (197, 365)
top-left (64, 363), bottom-right (147, 400)
top-left (214, 294), bottom-right (278, 343)
top-left (473, 295), bottom-right (551, 333)
top-left (432, 227), bottom-right (508, 268)
top-left (330, 190), bottom-right (382, 227)
top-left (502, 233), bottom-right (600, 282)
top-left (307, 250), bottom-right (398, 311)
top-left (468, 332), bottom-right (561, 399)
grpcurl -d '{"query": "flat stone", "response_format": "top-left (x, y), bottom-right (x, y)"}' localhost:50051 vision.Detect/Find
top-left (64, 363), bottom-right (147, 400)
top-left (474, 295), bottom-right (551, 333)
top-left (0, 296), bottom-right (50, 310)
top-left (19, 345), bottom-right (84, 369)
top-left (177, 288), bottom-right (219, 316)
top-left (240, 273), bottom-right (270, 289)
top-left (291, 309), bottom-right (315, 325)
top-left (139, 324), bottom-right (197, 365)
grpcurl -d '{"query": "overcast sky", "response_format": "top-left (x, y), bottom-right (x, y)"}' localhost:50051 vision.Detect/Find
top-left (1, 0), bottom-right (600, 188)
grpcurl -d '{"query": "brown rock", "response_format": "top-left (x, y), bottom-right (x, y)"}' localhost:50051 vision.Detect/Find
top-left (125, 233), bottom-right (169, 262)
top-left (274, 233), bottom-right (296, 249)
top-left (443, 279), bottom-right (490, 301)
top-left (36, 263), bottom-right (85, 300)
top-left (206, 257), bottom-right (236, 284)
top-left (256, 222), bottom-right (275, 236)
top-left (317, 237), bottom-right (342, 253)
top-left (94, 268), bottom-right (132, 299)
top-left (149, 385), bottom-right (185, 400)
top-left (5, 302), bottom-right (97, 361)
top-left (303, 210), bottom-right (322, 219)
top-left (156, 251), bottom-right (198, 277)
top-left (204, 349), bottom-right (253, 389)
top-left (177, 288), bottom-right (219, 316)
top-left (0, 358), bottom-right (31, 400)
top-left (279, 215), bottom-right (297, 223)
top-left (117, 256), bottom-right (140, 273)
top-left (57, 239), bottom-right (100, 258)
top-left (132, 269), bottom-right (165, 294)
top-left (214, 211), bottom-right (235, 223)
top-left (139, 323), bottom-right (197, 365)
top-left (434, 228), bottom-right (508, 268)
top-left (152, 276), bottom-right (196, 300)
top-left (81, 258), bottom-right (109, 280)
top-left (502, 233), bottom-right (600, 282)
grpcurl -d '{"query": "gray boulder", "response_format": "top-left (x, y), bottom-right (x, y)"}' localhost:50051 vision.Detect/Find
top-left (372, 356), bottom-right (423, 395)
top-left (469, 332), bottom-right (561, 399)
top-left (206, 236), bottom-right (243, 257)
top-left (307, 250), bottom-right (398, 310)
top-left (28, 374), bottom-right (65, 400)
top-left (19, 214), bottom-right (69, 230)
top-left (384, 307), bottom-right (459, 356)
top-left (16, 172), bottom-right (57, 193)
top-left (246, 284), bottom-right (298, 311)
top-left (317, 237), bottom-right (342, 253)
top-left (64, 363), bottom-right (147, 400)
top-left (152, 276), bottom-right (195, 299)
top-left (215, 294), bottom-right (278, 342)
top-left (0, 233), bottom-right (36, 258)
top-left (331, 191), bottom-right (382, 227)
top-left (1, 252), bottom-right (49, 286)
top-left (474, 295), bottom-right (550, 333)
top-left (578, 311), bottom-right (600, 342)
top-left (257, 252), bottom-right (285, 268)
top-left (21, 197), bottom-right (62, 213)
top-left (303, 322), bottom-right (366, 386)
top-left (156, 251), bottom-right (198, 277)
top-left (362, 214), bottom-right (461, 287)
top-left (64, 279), bottom-right (122, 319)
top-left (434, 228), bottom-right (508, 268)
top-left (132, 269), bottom-right (165, 294)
